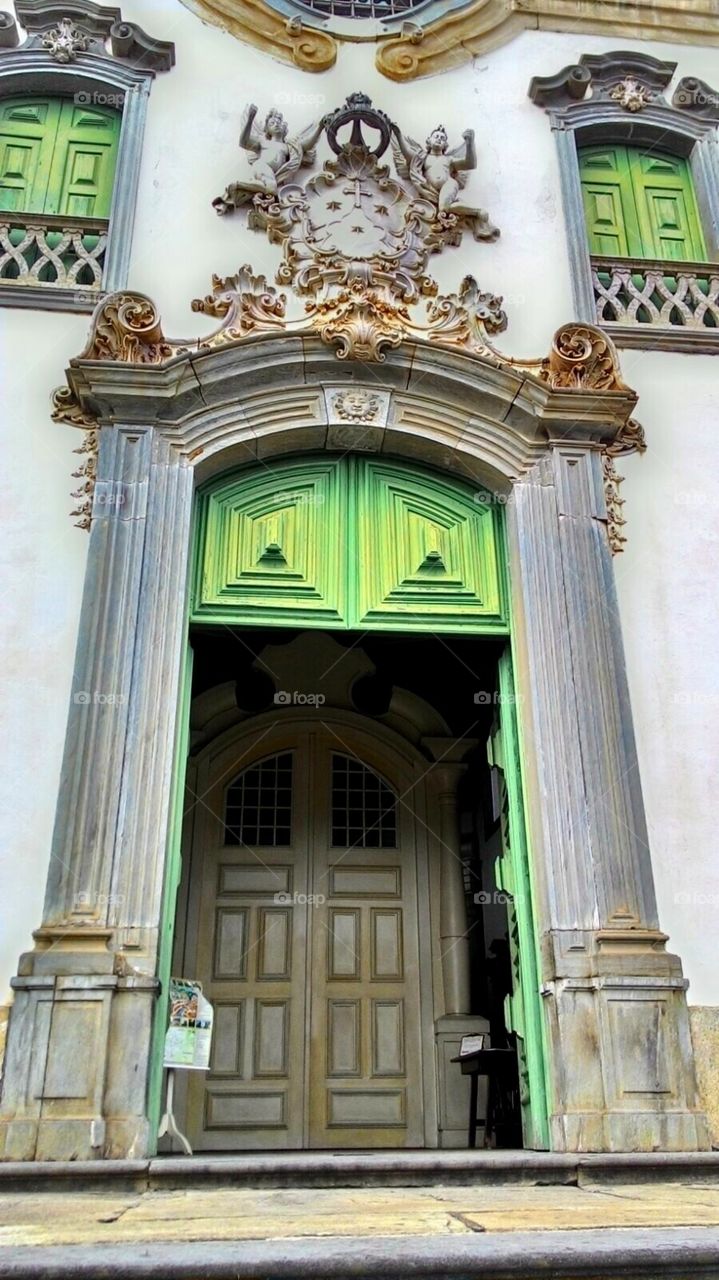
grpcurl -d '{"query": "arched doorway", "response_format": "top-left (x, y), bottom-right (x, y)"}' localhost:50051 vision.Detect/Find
top-left (169, 456), bottom-right (548, 1151)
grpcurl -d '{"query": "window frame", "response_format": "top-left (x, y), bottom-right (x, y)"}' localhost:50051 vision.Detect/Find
top-left (0, 56), bottom-right (150, 311)
top-left (531, 54), bottom-right (719, 352)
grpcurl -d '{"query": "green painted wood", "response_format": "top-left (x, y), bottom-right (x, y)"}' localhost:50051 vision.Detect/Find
top-left (487, 649), bottom-right (549, 1150)
top-left (192, 457), bottom-right (507, 634)
top-left (47, 101), bottom-right (120, 218)
top-left (148, 641), bottom-right (194, 1146)
top-left (0, 98), bottom-right (62, 213)
top-left (579, 144), bottom-right (707, 261)
top-left (0, 97), bottom-right (119, 217)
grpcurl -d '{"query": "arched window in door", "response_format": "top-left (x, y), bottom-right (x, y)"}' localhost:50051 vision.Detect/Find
top-left (331, 753), bottom-right (397, 848)
top-left (224, 752), bottom-right (293, 847)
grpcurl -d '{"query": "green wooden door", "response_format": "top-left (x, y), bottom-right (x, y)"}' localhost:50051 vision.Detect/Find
top-left (0, 97), bottom-right (119, 217)
top-left (579, 144), bottom-right (707, 260)
top-left (192, 457), bottom-right (507, 634)
top-left (487, 650), bottom-right (548, 1150)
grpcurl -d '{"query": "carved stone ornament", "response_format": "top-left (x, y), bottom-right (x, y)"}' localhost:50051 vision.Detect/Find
top-left (57, 91), bottom-right (644, 546)
top-left (41, 16), bottom-right (89, 60)
top-left (609, 76), bottom-right (653, 112)
top-left (0, 0), bottom-right (175, 71)
top-left (332, 389), bottom-right (381, 422)
top-left (210, 94), bottom-right (500, 356)
top-left (51, 386), bottom-right (99, 529)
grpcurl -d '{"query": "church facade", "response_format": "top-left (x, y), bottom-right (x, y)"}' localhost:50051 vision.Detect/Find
top-left (0, 0), bottom-right (718, 1161)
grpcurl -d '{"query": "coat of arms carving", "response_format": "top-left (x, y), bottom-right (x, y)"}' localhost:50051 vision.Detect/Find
top-left (207, 93), bottom-right (503, 360)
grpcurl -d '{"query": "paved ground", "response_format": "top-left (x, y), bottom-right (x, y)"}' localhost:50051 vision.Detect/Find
top-left (3, 1179), bottom-right (719, 1248)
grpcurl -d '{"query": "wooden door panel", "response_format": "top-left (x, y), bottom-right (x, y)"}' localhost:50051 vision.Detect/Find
top-left (187, 746), bottom-right (309, 1150)
top-left (186, 727), bottom-right (427, 1149)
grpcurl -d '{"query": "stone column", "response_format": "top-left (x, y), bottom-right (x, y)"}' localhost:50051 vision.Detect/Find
top-left (0, 427), bottom-right (194, 1161)
top-left (507, 446), bottom-right (708, 1151)
top-left (429, 758), bottom-right (471, 1016)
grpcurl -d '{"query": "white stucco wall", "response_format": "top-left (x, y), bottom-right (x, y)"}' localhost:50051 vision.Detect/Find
top-left (0, 10), bottom-right (717, 1006)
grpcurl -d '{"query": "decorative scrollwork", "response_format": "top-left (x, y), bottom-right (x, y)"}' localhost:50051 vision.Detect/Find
top-left (41, 16), bottom-right (90, 61)
top-left (307, 281), bottom-right (408, 361)
top-left (541, 324), bottom-right (628, 392)
top-left (79, 293), bottom-right (176, 363)
top-left (192, 265), bottom-right (287, 347)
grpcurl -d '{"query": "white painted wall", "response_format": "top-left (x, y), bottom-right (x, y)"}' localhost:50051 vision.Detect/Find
top-left (1, 10), bottom-right (718, 1006)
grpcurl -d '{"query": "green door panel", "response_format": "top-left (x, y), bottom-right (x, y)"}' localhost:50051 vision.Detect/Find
top-left (47, 103), bottom-right (120, 218)
top-left (0, 96), bottom-right (119, 218)
top-left (487, 650), bottom-right (549, 1149)
top-left (193, 460), bottom-right (349, 627)
top-left (192, 457), bottom-right (508, 633)
top-left (579, 143), bottom-right (707, 261)
top-left (354, 459), bottom-right (505, 632)
top-left (0, 98), bottom-right (62, 213)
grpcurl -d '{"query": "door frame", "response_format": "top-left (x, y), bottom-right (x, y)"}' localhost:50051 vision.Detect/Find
top-left (172, 707), bottom-right (441, 1148)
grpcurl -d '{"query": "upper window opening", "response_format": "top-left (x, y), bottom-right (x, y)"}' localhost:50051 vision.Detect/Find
top-left (225, 752), bottom-right (293, 847)
top-left (331, 753), bottom-right (397, 849)
top-left (0, 95), bottom-right (120, 295)
top-left (579, 143), bottom-right (707, 262)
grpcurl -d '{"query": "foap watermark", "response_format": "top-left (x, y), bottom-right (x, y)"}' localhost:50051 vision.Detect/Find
top-left (474, 690), bottom-right (521, 706)
top-left (280, 490), bottom-right (325, 506)
top-left (73, 891), bottom-right (124, 909)
top-left (474, 891), bottom-right (511, 906)
top-left (75, 90), bottom-right (126, 108)
top-left (274, 690), bottom-right (326, 706)
top-left (74, 690), bottom-right (127, 706)
top-left (274, 90), bottom-right (326, 109)
top-left (473, 489), bottom-right (511, 507)
top-left (674, 890), bottom-right (719, 907)
top-left (274, 891), bottom-right (326, 906)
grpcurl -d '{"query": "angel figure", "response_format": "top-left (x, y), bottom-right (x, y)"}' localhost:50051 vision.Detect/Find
top-left (391, 123), bottom-right (499, 242)
top-left (213, 104), bottom-right (329, 215)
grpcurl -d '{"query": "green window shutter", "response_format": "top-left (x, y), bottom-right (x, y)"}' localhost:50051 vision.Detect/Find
top-left (0, 97), bottom-right (120, 218)
top-left (579, 143), bottom-right (707, 262)
top-left (46, 101), bottom-right (120, 218)
top-left (0, 98), bottom-right (62, 213)
top-left (633, 151), bottom-right (707, 261)
top-left (579, 145), bottom-right (642, 256)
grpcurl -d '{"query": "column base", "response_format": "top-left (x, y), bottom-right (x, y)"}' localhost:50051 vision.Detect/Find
top-left (0, 929), bottom-right (159, 1162)
top-left (542, 930), bottom-right (710, 1153)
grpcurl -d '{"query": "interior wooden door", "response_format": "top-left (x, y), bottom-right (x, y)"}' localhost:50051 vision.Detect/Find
top-left (187, 741), bottom-right (311, 1150)
top-left (307, 735), bottom-right (425, 1148)
top-left (186, 720), bottom-right (426, 1149)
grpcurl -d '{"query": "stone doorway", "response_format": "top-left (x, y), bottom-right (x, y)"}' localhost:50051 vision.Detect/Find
top-left (172, 630), bottom-right (527, 1151)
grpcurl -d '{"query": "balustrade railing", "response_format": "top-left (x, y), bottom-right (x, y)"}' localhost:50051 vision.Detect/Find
top-left (0, 212), bottom-right (108, 294)
top-left (591, 255), bottom-right (719, 337)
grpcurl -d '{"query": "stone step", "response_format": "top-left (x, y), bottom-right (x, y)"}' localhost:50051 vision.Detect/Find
top-left (1, 1150), bottom-right (719, 1194)
top-left (2, 1228), bottom-right (719, 1279)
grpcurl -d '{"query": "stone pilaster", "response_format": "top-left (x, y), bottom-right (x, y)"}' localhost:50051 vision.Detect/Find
top-left (507, 447), bottom-right (708, 1151)
top-left (0, 428), bottom-right (193, 1161)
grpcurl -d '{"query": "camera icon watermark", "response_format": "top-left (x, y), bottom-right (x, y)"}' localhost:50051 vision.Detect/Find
top-left (73, 890), bottom-right (124, 909)
top-left (474, 691), bottom-right (520, 706)
top-left (474, 891), bottom-right (511, 906)
top-left (274, 690), bottom-right (326, 706)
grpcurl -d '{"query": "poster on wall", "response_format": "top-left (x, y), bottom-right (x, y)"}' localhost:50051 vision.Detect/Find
top-left (163, 978), bottom-right (214, 1071)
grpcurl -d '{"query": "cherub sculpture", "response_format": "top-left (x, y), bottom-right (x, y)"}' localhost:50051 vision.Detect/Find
top-left (213, 103), bottom-right (329, 215)
top-left (391, 124), bottom-right (499, 242)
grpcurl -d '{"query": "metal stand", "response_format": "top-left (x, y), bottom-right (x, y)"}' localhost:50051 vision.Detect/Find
top-left (158, 1067), bottom-right (193, 1156)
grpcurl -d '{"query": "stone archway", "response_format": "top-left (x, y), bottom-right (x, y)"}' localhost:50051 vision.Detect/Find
top-left (0, 305), bottom-right (708, 1159)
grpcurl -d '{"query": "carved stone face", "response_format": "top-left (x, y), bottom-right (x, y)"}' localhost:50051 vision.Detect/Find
top-left (427, 128), bottom-right (448, 154)
top-left (265, 110), bottom-right (288, 140)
